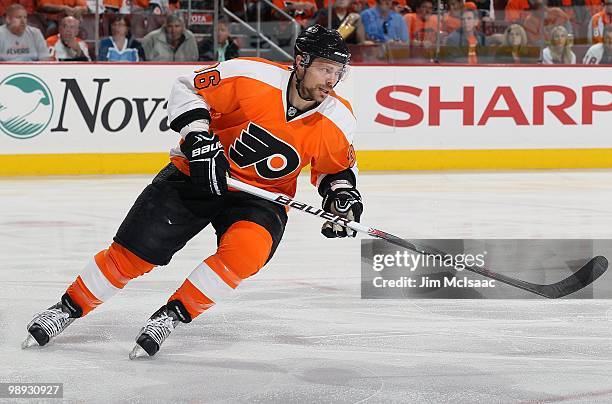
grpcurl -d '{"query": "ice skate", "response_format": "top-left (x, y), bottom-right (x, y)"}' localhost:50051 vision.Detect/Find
top-left (129, 305), bottom-right (181, 359)
top-left (22, 294), bottom-right (81, 349)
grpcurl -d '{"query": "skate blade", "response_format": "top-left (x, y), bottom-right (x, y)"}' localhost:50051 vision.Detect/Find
top-left (21, 335), bottom-right (39, 349)
top-left (129, 344), bottom-right (150, 360)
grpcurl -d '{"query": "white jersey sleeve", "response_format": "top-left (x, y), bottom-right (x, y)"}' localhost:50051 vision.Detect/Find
top-left (167, 71), bottom-right (212, 135)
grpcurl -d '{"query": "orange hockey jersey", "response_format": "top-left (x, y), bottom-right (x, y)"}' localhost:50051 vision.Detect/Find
top-left (167, 57), bottom-right (357, 198)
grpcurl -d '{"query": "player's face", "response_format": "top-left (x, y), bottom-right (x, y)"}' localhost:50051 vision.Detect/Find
top-left (300, 59), bottom-right (345, 103)
top-left (7, 8), bottom-right (27, 36)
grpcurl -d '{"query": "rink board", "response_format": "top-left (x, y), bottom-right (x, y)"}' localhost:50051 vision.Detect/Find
top-left (0, 63), bottom-right (610, 175)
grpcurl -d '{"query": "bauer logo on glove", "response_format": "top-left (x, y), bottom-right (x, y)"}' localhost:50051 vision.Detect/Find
top-left (180, 131), bottom-right (230, 196)
top-left (191, 141), bottom-right (223, 158)
top-left (321, 180), bottom-right (363, 238)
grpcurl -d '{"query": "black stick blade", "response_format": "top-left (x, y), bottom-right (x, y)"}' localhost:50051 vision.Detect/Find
top-left (535, 256), bottom-right (609, 299)
top-left (367, 228), bottom-right (609, 299)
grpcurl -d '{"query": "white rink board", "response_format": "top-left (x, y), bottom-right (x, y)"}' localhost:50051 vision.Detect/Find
top-left (0, 64), bottom-right (193, 154)
top-left (0, 63), bottom-right (610, 154)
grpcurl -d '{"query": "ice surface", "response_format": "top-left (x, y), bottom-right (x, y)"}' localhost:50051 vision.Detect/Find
top-left (2, 171), bottom-right (612, 403)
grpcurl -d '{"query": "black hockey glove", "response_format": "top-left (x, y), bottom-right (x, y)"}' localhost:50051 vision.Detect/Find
top-left (321, 180), bottom-right (363, 238)
top-left (180, 131), bottom-right (229, 196)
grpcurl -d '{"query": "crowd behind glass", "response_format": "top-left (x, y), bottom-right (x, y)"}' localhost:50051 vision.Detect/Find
top-left (0, 0), bottom-right (610, 64)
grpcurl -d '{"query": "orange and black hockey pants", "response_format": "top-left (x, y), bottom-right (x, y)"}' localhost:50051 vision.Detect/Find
top-left (65, 163), bottom-right (287, 321)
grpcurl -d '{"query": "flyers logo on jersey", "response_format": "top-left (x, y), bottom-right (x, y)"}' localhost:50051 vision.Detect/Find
top-left (229, 122), bottom-right (301, 180)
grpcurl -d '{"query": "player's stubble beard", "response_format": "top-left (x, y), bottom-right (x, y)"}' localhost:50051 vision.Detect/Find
top-left (296, 69), bottom-right (332, 104)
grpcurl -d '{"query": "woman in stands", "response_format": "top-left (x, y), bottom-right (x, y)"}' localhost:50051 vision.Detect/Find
top-left (98, 15), bottom-right (145, 62)
top-left (495, 24), bottom-right (539, 63)
top-left (542, 25), bottom-right (576, 64)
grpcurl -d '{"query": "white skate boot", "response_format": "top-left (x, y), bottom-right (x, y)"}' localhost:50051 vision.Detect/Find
top-left (21, 295), bottom-right (81, 349)
top-left (129, 305), bottom-right (181, 359)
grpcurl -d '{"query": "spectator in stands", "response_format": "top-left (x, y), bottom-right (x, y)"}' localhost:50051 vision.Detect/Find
top-left (494, 23), bottom-right (540, 63)
top-left (130, 0), bottom-right (150, 12)
top-left (351, 0), bottom-right (369, 13)
top-left (504, 0), bottom-right (529, 23)
top-left (588, 0), bottom-right (612, 43)
top-left (0, 0), bottom-right (36, 16)
top-left (584, 24), bottom-right (612, 63)
top-left (405, 0), bottom-right (439, 46)
top-left (542, 24), bottom-right (576, 62)
top-left (47, 15), bottom-right (91, 61)
top-left (104, 0), bottom-right (124, 13)
top-left (121, 0), bottom-right (175, 14)
top-left (272, 0), bottom-right (317, 27)
top-left (442, 8), bottom-right (486, 62)
top-left (37, 0), bottom-right (87, 32)
top-left (98, 15), bottom-right (145, 61)
top-left (556, 0), bottom-right (590, 42)
top-left (524, 0), bottom-right (571, 46)
top-left (0, 4), bottom-right (49, 61)
top-left (361, 0), bottom-right (409, 42)
top-left (472, 0), bottom-right (493, 19)
top-left (392, 0), bottom-right (411, 15)
top-left (149, 0), bottom-right (180, 15)
top-left (198, 19), bottom-right (239, 61)
top-left (85, 0), bottom-right (122, 13)
top-left (86, 0), bottom-right (104, 13)
top-left (585, 0), bottom-right (604, 18)
top-left (311, 0), bottom-right (370, 44)
top-left (442, 0), bottom-right (463, 34)
top-left (141, 13), bottom-right (198, 61)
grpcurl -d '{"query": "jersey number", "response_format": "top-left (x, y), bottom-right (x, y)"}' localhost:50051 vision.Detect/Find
top-left (194, 70), bottom-right (221, 89)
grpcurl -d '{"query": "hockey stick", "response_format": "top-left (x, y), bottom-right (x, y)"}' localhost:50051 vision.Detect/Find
top-left (227, 177), bottom-right (608, 298)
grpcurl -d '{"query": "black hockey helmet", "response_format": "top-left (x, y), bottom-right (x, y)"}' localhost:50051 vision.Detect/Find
top-left (294, 25), bottom-right (351, 67)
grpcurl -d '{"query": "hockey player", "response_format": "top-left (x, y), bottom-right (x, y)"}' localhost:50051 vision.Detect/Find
top-left (22, 25), bottom-right (363, 359)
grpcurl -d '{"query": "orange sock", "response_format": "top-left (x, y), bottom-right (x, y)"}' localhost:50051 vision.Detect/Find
top-left (66, 242), bottom-right (155, 316)
top-left (169, 221), bottom-right (273, 320)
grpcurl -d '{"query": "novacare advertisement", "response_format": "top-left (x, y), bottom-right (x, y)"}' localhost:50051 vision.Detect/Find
top-left (0, 64), bottom-right (193, 154)
top-left (0, 64), bottom-right (610, 172)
